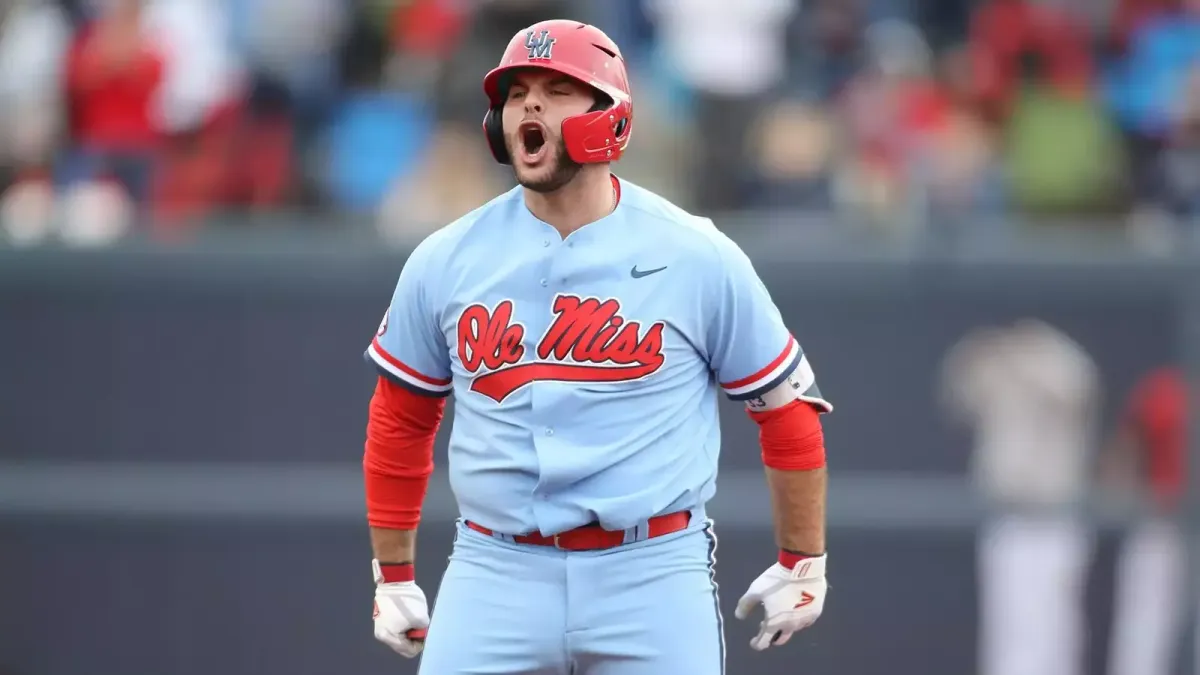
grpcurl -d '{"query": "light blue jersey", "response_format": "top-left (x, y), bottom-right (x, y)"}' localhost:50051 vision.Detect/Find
top-left (366, 177), bottom-right (830, 536)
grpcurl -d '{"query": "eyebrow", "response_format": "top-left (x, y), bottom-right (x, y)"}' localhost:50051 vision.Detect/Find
top-left (511, 75), bottom-right (579, 90)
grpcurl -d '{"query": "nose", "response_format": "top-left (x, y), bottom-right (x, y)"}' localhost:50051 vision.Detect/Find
top-left (523, 92), bottom-right (544, 115)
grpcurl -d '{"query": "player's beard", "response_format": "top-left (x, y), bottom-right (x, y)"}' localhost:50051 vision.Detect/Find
top-left (508, 134), bottom-right (582, 194)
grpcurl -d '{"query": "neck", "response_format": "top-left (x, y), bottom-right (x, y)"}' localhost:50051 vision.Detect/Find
top-left (524, 167), bottom-right (614, 238)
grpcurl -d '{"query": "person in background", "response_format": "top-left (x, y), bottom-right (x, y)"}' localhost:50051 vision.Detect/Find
top-left (832, 19), bottom-right (1003, 232)
top-left (645, 0), bottom-right (799, 213)
top-left (1105, 0), bottom-right (1200, 231)
top-left (377, 0), bottom-right (560, 229)
top-left (832, 17), bottom-right (938, 228)
top-left (744, 98), bottom-right (837, 211)
top-left (221, 0), bottom-right (348, 211)
top-left (968, 0), bottom-right (1093, 125)
top-left (141, 0), bottom-right (246, 228)
top-left (0, 0), bottom-right (70, 244)
top-left (1105, 0), bottom-right (1200, 142)
top-left (61, 0), bottom-right (164, 209)
top-left (939, 318), bottom-right (1100, 675)
top-left (0, 0), bottom-right (70, 189)
top-left (1127, 62), bottom-right (1200, 247)
top-left (1101, 366), bottom-right (1188, 675)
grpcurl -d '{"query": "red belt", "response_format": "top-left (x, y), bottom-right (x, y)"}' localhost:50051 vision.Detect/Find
top-left (466, 511), bottom-right (691, 551)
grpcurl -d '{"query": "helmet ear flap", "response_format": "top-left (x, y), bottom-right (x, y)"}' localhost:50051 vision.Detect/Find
top-left (483, 107), bottom-right (510, 164)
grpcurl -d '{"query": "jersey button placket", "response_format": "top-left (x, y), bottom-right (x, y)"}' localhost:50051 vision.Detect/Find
top-left (530, 235), bottom-right (560, 522)
top-left (544, 234), bottom-right (566, 297)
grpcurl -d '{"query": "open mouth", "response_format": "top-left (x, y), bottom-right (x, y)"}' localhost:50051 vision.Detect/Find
top-left (518, 121), bottom-right (548, 161)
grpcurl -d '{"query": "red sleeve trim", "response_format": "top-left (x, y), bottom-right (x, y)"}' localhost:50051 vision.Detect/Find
top-left (371, 337), bottom-right (452, 385)
top-left (364, 376), bottom-right (446, 529)
top-left (720, 335), bottom-right (796, 390)
top-left (368, 337), bottom-right (453, 389)
top-left (748, 399), bottom-right (826, 471)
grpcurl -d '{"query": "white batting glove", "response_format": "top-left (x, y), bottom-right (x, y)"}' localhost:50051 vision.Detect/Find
top-left (734, 552), bottom-right (828, 651)
top-left (371, 559), bottom-right (430, 658)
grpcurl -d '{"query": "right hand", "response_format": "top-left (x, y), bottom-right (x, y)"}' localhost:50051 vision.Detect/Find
top-left (371, 561), bottom-right (430, 658)
top-left (734, 554), bottom-right (828, 651)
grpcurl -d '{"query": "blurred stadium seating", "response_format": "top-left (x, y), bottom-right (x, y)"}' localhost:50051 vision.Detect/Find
top-left (0, 0), bottom-right (1198, 247)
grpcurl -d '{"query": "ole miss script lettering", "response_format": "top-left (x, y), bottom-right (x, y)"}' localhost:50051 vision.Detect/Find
top-left (457, 295), bottom-right (666, 402)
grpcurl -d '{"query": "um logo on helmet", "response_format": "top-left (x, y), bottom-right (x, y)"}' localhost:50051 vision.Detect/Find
top-left (525, 30), bottom-right (555, 60)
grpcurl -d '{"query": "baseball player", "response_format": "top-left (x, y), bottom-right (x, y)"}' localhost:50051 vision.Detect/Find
top-left (361, 20), bottom-right (833, 674)
top-left (940, 319), bottom-right (1099, 675)
top-left (1103, 366), bottom-right (1188, 675)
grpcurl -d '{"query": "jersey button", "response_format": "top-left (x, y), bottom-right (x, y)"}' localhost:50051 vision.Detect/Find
top-left (540, 278), bottom-right (548, 287)
top-left (545, 427), bottom-right (554, 436)
top-left (543, 240), bottom-right (550, 247)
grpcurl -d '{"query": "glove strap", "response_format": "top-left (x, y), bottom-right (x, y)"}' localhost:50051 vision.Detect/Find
top-left (372, 558), bottom-right (415, 584)
top-left (778, 550), bottom-right (826, 579)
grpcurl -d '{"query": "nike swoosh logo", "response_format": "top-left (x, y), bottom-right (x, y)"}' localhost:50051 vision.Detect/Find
top-left (630, 265), bottom-right (667, 279)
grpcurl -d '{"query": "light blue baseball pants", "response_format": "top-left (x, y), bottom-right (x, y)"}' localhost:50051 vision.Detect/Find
top-left (417, 515), bottom-right (725, 674)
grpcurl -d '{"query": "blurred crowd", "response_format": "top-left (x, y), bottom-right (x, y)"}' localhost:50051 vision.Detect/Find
top-left (2, 0), bottom-right (1200, 245)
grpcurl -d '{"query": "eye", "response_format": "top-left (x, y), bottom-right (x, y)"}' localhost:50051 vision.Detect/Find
top-left (508, 90), bottom-right (526, 101)
top-left (551, 89), bottom-right (571, 96)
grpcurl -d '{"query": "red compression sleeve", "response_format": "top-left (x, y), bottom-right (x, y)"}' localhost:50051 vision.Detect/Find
top-left (363, 376), bottom-right (445, 529)
top-left (747, 400), bottom-right (826, 471)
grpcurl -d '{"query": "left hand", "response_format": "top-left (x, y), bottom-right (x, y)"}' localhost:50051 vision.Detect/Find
top-left (370, 560), bottom-right (430, 659)
top-left (373, 580), bottom-right (430, 658)
top-left (734, 553), bottom-right (827, 651)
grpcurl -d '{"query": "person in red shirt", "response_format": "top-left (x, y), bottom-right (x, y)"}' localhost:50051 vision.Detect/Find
top-left (1104, 367), bottom-right (1187, 509)
top-left (1102, 366), bottom-right (1188, 675)
top-left (390, 0), bottom-right (468, 61)
top-left (968, 0), bottom-right (1093, 122)
top-left (60, 0), bottom-right (164, 205)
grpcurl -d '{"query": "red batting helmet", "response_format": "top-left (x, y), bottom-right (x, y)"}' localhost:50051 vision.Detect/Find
top-left (482, 20), bottom-right (633, 165)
